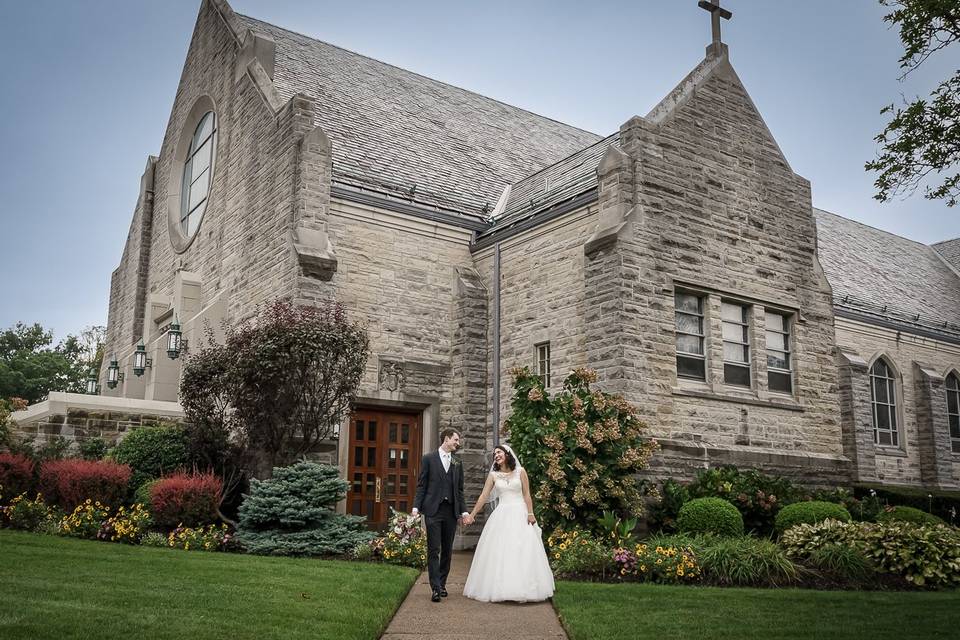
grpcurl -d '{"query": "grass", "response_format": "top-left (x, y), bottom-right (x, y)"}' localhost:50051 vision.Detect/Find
top-left (0, 530), bottom-right (417, 640)
top-left (554, 580), bottom-right (960, 640)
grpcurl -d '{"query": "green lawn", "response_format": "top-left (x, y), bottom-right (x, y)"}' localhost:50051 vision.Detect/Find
top-left (554, 580), bottom-right (960, 640)
top-left (0, 530), bottom-right (417, 640)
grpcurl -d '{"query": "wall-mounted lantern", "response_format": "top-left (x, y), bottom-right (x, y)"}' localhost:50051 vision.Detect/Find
top-left (166, 315), bottom-right (187, 360)
top-left (85, 368), bottom-right (99, 395)
top-left (133, 339), bottom-right (152, 377)
top-left (106, 355), bottom-right (124, 389)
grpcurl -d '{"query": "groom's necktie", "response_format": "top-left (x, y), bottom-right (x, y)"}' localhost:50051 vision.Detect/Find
top-left (442, 453), bottom-right (450, 472)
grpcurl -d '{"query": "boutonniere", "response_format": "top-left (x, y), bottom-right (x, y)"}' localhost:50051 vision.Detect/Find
top-left (450, 456), bottom-right (462, 468)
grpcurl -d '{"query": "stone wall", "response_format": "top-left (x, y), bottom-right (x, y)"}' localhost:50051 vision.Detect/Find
top-left (835, 316), bottom-right (960, 489)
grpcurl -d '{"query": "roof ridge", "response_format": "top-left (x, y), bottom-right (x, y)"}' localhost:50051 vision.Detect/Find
top-left (509, 132), bottom-right (620, 188)
top-left (235, 12), bottom-right (602, 139)
top-left (932, 236), bottom-right (960, 247)
top-left (813, 207), bottom-right (933, 250)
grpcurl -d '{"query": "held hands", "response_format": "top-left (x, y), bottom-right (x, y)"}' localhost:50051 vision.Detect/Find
top-left (461, 513), bottom-right (475, 526)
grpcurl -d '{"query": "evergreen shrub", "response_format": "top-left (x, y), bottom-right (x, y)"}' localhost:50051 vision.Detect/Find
top-left (676, 497), bottom-right (744, 537)
top-left (39, 459), bottom-right (131, 511)
top-left (150, 471), bottom-right (222, 527)
top-left (237, 461), bottom-right (373, 556)
top-left (876, 505), bottom-right (944, 526)
top-left (78, 437), bottom-right (109, 461)
top-left (775, 500), bottom-right (852, 534)
top-left (110, 424), bottom-right (188, 490)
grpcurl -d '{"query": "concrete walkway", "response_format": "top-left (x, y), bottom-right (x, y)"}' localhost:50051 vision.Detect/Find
top-left (380, 552), bottom-right (568, 640)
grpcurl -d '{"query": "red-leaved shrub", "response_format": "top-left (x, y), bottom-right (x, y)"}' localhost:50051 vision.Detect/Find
top-left (39, 459), bottom-right (132, 510)
top-left (0, 453), bottom-right (35, 501)
top-left (150, 472), bottom-right (222, 527)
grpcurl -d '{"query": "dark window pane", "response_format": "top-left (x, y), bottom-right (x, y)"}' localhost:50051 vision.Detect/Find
top-left (400, 449), bottom-right (409, 469)
top-left (948, 390), bottom-right (959, 415)
top-left (949, 414), bottom-right (960, 439)
top-left (389, 423), bottom-right (398, 443)
top-left (873, 376), bottom-right (889, 404)
top-left (877, 430), bottom-right (892, 446)
top-left (365, 500), bottom-right (374, 517)
top-left (875, 405), bottom-right (890, 430)
top-left (367, 447), bottom-right (376, 467)
top-left (387, 475), bottom-right (396, 495)
top-left (401, 424), bottom-right (409, 444)
top-left (366, 473), bottom-right (375, 493)
top-left (768, 371), bottom-right (792, 393)
top-left (724, 363), bottom-right (751, 387)
top-left (399, 476), bottom-right (408, 494)
top-left (389, 448), bottom-right (397, 468)
top-left (677, 356), bottom-right (705, 380)
top-left (354, 447), bottom-right (363, 468)
top-left (352, 473), bottom-right (362, 493)
top-left (356, 421), bottom-right (364, 441)
top-left (400, 500), bottom-right (408, 512)
top-left (368, 421), bottom-right (377, 440)
top-left (351, 500), bottom-right (362, 515)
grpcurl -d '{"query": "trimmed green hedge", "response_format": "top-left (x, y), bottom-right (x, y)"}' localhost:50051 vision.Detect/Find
top-left (677, 497), bottom-right (744, 537)
top-left (876, 505), bottom-right (945, 526)
top-left (853, 484), bottom-right (960, 525)
top-left (775, 500), bottom-right (851, 534)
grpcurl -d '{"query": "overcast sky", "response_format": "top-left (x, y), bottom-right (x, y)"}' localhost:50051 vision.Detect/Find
top-left (1, 0), bottom-right (958, 341)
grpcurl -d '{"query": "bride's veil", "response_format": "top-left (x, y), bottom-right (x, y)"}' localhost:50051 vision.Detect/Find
top-left (488, 443), bottom-right (522, 510)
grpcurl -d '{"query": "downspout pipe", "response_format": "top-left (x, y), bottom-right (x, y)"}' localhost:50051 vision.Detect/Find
top-left (492, 242), bottom-right (501, 447)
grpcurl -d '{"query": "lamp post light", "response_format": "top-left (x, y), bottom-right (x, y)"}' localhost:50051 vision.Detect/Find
top-left (133, 339), bottom-right (152, 377)
top-left (85, 368), bottom-right (99, 395)
top-left (106, 355), bottom-right (124, 389)
top-left (166, 316), bottom-right (185, 360)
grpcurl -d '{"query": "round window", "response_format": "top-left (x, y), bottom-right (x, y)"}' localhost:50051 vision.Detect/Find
top-left (179, 111), bottom-right (217, 239)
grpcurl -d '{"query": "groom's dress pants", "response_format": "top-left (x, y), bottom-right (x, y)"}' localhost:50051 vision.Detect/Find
top-left (425, 501), bottom-right (457, 591)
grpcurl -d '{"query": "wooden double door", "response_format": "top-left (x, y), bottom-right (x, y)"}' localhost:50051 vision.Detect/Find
top-left (346, 408), bottom-right (422, 526)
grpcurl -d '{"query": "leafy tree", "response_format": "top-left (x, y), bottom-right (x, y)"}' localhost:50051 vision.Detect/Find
top-left (866, 0), bottom-right (960, 206)
top-left (179, 299), bottom-right (369, 473)
top-left (0, 322), bottom-right (105, 403)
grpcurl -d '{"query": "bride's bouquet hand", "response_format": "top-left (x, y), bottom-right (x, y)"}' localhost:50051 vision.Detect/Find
top-left (527, 513), bottom-right (537, 525)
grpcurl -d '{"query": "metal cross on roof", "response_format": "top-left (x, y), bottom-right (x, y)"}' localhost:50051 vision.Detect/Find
top-left (698, 0), bottom-right (733, 44)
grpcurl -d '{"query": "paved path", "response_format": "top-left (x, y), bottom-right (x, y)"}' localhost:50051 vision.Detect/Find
top-left (380, 552), bottom-right (567, 640)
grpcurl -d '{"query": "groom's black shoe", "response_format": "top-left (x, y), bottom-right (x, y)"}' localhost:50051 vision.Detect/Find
top-left (431, 590), bottom-right (441, 602)
top-left (439, 588), bottom-right (448, 597)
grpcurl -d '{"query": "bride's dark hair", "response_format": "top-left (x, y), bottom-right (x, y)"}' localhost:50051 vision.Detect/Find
top-left (492, 445), bottom-right (516, 472)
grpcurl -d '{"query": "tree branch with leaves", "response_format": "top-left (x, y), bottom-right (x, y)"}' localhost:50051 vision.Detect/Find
top-left (867, 0), bottom-right (960, 206)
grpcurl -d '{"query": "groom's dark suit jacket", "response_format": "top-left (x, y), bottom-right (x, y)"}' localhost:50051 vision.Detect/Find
top-left (413, 450), bottom-right (466, 518)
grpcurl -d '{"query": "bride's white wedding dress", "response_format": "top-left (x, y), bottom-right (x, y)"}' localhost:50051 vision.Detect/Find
top-left (462, 470), bottom-right (555, 602)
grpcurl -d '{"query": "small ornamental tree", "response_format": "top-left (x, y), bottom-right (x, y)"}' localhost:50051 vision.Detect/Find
top-left (504, 367), bottom-right (659, 534)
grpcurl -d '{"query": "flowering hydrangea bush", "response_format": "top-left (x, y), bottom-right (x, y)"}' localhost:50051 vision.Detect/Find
top-left (505, 367), bottom-right (659, 533)
top-left (167, 523), bottom-right (236, 552)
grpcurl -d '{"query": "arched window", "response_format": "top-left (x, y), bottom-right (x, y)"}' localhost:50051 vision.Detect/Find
top-left (947, 372), bottom-right (960, 454)
top-left (870, 358), bottom-right (899, 447)
top-left (179, 111), bottom-right (216, 238)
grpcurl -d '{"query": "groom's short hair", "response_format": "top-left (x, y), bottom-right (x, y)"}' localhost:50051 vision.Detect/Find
top-left (440, 427), bottom-right (460, 442)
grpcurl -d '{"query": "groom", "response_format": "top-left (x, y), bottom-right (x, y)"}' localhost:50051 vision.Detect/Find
top-left (411, 428), bottom-right (473, 602)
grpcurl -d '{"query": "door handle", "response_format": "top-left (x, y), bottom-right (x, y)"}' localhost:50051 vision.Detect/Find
top-left (375, 476), bottom-right (382, 503)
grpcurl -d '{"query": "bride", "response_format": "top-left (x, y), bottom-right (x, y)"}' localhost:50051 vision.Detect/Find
top-left (462, 444), bottom-right (555, 602)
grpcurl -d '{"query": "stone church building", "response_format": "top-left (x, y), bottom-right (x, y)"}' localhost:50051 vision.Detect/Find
top-left (14, 0), bottom-right (960, 527)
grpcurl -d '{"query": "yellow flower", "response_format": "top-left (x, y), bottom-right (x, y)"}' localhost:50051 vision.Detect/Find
top-left (554, 553), bottom-right (560, 559)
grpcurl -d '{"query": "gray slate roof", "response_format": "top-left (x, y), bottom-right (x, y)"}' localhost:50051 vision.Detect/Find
top-left (933, 237), bottom-right (960, 274)
top-left (237, 14), bottom-right (602, 217)
top-left (815, 209), bottom-right (960, 339)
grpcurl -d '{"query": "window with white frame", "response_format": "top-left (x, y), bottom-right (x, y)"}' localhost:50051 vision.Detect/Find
top-left (180, 111), bottom-right (217, 238)
top-left (536, 342), bottom-right (551, 388)
top-left (947, 372), bottom-right (960, 454)
top-left (765, 312), bottom-right (793, 393)
top-left (675, 292), bottom-right (706, 380)
top-left (722, 302), bottom-right (750, 387)
top-left (870, 358), bottom-right (899, 447)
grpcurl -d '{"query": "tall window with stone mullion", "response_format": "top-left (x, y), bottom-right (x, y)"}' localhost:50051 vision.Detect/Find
top-left (180, 111), bottom-right (217, 237)
top-left (721, 302), bottom-right (750, 387)
top-left (536, 342), bottom-right (551, 388)
top-left (675, 292), bottom-right (706, 380)
top-left (765, 312), bottom-right (793, 393)
top-left (870, 359), bottom-right (899, 447)
top-left (947, 373), bottom-right (960, 453)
